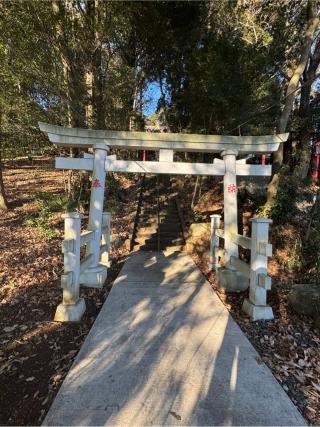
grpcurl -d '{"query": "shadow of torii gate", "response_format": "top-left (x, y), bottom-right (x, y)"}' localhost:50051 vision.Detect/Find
top-left (39, 122), bottom-right (288, 321)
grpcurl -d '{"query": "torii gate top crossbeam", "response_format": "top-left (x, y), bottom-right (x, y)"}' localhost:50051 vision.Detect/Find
top-left (39, 122), bottom-right (287, 154)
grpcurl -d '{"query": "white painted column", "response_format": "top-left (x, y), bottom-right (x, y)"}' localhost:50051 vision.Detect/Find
top-left (86, 142), bottom-right (109, 265)
top-left (221, 149), bottom-right (239, 265)
top-left (210, 214), bottom-right (221, 270)
top-left (249, 218), bottom-right (272, 305)
top-left (159, 149), bottom-right (174, 162)
top-left (243, 218), bottom-right (273, 321)
top-left (101, 212), bottom-right (111, 266)
top-left (55, 212), bottom-right (85, 322)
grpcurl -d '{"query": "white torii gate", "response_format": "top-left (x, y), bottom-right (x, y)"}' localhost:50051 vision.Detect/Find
top-left (39, 122), bottom-right (288, 320)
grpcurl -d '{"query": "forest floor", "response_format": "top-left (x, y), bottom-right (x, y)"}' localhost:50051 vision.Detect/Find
top-left (177, 175), bottom-right (320, 426)
top-left (0, 166), bottom-right (319, 425)
top-left (0, 158), bottom-right (137, 425)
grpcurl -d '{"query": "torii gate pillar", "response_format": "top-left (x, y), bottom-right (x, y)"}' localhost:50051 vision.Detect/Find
top-left (221, 149), bottom-right (239, 264)
top-left (81, 142), bottom-right (109, 287)
top-left (218, 149), bottom-right (250, 292)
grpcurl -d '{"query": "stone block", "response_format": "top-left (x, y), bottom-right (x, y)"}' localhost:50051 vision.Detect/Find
top-left (185, 222), bottom-right (210, 254)
top-left (54, 298), bottom-right (86, 322)
top-left (217, 267), bottom-right (249, 292)
top-left (242, 298), bottom-right (274, 321)
top-left (288, 283), bottom-right (320, 325)
top-left (80, 264), bottom-right (108, 288)
top-left (188, 222), bottom-right (210, 238)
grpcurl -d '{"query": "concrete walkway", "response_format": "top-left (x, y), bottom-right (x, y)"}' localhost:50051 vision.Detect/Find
top-left (44, 252), bottom-right (305, 426)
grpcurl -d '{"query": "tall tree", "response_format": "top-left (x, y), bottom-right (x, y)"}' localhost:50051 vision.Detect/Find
top-left (295, 36), bottom-right (320, 179)
top-left (267, 0), bottom-right (319, 203)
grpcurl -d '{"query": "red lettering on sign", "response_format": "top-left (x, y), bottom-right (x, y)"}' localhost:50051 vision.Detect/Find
top-left (227, 184), bottom-right (237, 193)
top-left (92, 179), bottom-right (101, 188)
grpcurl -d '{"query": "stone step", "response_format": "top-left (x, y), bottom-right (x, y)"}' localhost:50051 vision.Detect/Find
top-left (134, 244), bottom-right (184, 252)
top-left (142, 195), bottom-right (175, 203)
top-left (162, 245), bottom-right (185, 253)
top-left (133, 175), bottom-right (183, 253)
top-left (140, 208), bottom-right (178, 216)
top-left (136, 229), bottom-right (183, 238)
top-left (136, 223), bottom-right (182, 232)
top-left (138, 215), bottom-right (180, 223)
top-left (146, 237), bottom-right (185, 246)
top-left (135, 230), bottom-right (183, 239)
top-left (135, 236), bottom-right (184, 246)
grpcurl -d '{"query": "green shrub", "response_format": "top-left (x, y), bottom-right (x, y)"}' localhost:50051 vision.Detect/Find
top-left (263, 170), bottom-right (299, 224)
top-left (283, 236), bottom-right (303, 272)
top-left (193, 210), bottom-right (204, 222)
top-left (24, 192), bottom-right (75, 241)
top-left (34, 192), bottom-right (76, 213)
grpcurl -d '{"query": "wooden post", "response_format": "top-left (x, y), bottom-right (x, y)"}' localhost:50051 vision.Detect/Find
top-left (242, 218), bottom-right (273, 321)
top-left (54, 212), bottom-right (85, 322)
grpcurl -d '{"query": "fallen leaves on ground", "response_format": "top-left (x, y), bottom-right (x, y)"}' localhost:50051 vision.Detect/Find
top-left (0, 158), bottom-right (137, 425)
top-left (192, 251), bottom-right (320, 425)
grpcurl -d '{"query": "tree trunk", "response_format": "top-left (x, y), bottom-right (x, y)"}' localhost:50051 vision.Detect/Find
top-left (267, 0), bottom-right (319, 204)
top-left (0, 153), bottom-right (8, 211)
top-left (53, 0), bottom-right (87, 128)
top-left (92, 45), bottom-right (105, 129)
top-left (191, 176), bottom-right (199, 209)
top-left (0, 111), bottom-right (8, 211)
top-left (129, 83), bottom-right (138, 131)
top-left (86, 0), bottom-right (107, 129)
top-left (295, 38), bottom-right (320, 179)
top-left (0, 145), bottom-right (8, 211)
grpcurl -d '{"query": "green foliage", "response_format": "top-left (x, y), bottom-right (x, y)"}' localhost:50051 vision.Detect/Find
top-left (193, 210), bottom-right (204, 222)
top-left (267, 173), bottom-right (299, 224)
top-left (281, 236), bottom-right (303, 272)
top-left (0, 0), bottom-right (316, 216)
top-left (34, 192), bottom-right (76, 213)
top-left (24, 215), bottom-right (58, 241)
top-left (149, 1), bottom-right (301, 135)
top-left (0, 0), bottom-right (309, 151)
top-left (24, 192), bottom-right (76, 241)
top-left (302, 196), bottom-right (320, 281)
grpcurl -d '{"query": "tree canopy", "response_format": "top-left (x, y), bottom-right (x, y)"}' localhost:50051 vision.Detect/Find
top-left (0, 0), bottom-right (319, 209)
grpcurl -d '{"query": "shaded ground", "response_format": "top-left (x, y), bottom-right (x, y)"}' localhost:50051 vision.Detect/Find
top-left (0, 158), bottom-right (136, 425)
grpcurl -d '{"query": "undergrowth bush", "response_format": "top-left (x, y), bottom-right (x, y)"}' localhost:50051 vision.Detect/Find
top-left (34, 192), bottom-right (77, 212)
top-left (24, 192), bottom-right (78, 241)
top-left (193, 210), bottom-right (204, 222)
top-left (262, 167), bottom-right (320, 282)
top-left (269, 172), bottom-right (299, 224)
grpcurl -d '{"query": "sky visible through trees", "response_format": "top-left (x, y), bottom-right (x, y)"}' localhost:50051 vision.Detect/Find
top-left (143, 82), bottom-right (161, 117)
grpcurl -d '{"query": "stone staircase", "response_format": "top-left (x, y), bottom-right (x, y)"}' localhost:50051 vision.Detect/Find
top-left (132, 175), bottom-right (185, 252)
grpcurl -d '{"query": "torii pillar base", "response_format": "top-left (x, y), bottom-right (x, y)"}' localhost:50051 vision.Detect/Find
top-left (80, 264), bottom-right (108, 289)
top-left (54, 298), bottom-right (86, 322)
top-left (217, 267), bottom-right (249, 293)
top-left (242, 298), bottom-right (273, 321)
